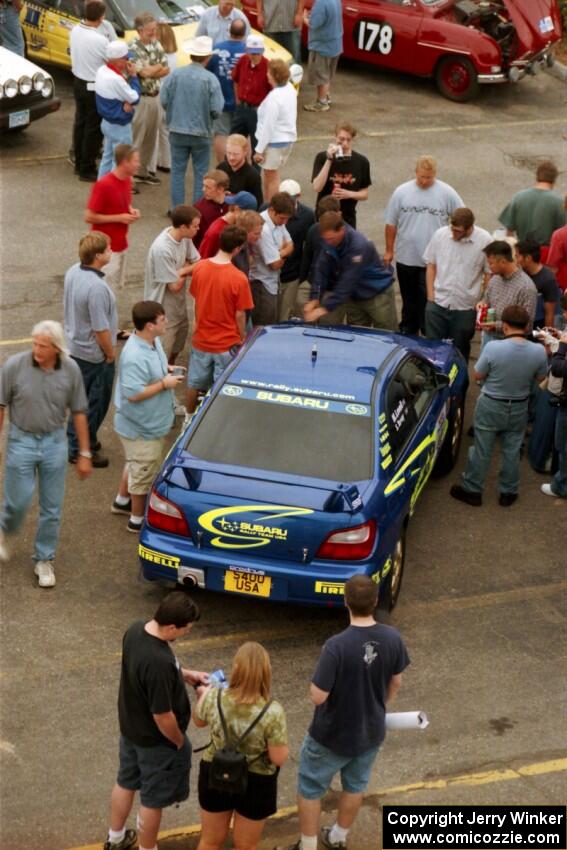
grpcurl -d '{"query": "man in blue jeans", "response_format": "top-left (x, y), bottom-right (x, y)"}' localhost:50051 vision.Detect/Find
top-left (0, 0), bottom-right (25, 56)
top-left (281, 575), bottom-right (409, 850)
top-left (95, 40), bottom-right (141, 177)
top-left (64, 231), bottom-right (118, 468)
top-left (0, 322), bottom-right (92, 587)
top-left (451, 305), bottom-right (548, 508)
top-left (160, 35), bottom-right (224, 207)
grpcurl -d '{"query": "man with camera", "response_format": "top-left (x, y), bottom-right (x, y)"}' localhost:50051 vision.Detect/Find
top-left (311, 121), bottom-right (371, 229)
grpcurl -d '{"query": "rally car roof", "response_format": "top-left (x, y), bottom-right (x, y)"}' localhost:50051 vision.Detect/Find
top-left (228, 324), bottom-right (401, 404)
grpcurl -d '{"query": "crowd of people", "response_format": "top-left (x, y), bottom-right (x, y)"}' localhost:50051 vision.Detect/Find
top-left (1, 2), bottom-right (567, 848)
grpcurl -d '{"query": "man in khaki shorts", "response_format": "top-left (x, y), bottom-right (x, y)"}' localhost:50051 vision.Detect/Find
top-left (112, 301), bottom-right (184, 532)
top-left (144, 205), bottom-right (201, 371)
top-left (303, 0), bottom-right (343, 113)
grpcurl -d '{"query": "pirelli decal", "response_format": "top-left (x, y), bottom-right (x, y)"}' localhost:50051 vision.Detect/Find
top-left (138, 545), bottom-right (180, 569)
top-left (315, 581), bottom-right (345, 595)
top-left (448, 364), bottom-right (459, 385)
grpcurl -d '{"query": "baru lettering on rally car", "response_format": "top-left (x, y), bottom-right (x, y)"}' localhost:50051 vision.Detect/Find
top-left (198, 505), bottom-right (314, 549)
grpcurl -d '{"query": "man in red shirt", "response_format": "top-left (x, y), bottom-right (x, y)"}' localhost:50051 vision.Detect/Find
top-left (548, 196), bottom-right (567, 292)
top-left (231, 34), bottom-right (271, 157)
top-left (199, 190), bottom-right (257, 258)
top-left (186, 226), bottom-right (253, 412)
top-left (193, 169), bottom-right (231, 248)
top-left (84, 144), bottom-right (141, 289)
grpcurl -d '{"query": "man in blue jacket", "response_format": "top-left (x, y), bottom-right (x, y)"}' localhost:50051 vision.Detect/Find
top-left (95, 40), bottom-right (141, 177)
top-left (304, 211), bottom-right (397, 329)
top-left (160, 35), bottom-right (224, 207)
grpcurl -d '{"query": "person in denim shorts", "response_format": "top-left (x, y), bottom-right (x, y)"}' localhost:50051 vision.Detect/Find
top-left (103, 592), bottom-right (209, 850)
top-left (186, 227), bottom-right (253, 413)
top-left (281, 576), bottom-right (410, 850)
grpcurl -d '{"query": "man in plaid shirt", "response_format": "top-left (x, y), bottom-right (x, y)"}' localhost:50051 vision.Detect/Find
top-left (479, 240), bottom-right (537, 348)
top-left (128, 13), bottom-right (170, 185)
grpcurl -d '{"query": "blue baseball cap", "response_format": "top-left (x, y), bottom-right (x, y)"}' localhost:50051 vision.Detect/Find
top-left (225, 191), bottom-right (258, 211)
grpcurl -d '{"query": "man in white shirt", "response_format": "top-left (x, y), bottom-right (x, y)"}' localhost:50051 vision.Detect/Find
top-left (424, 207), bottom-right (492, 362)
top-left (195, 0), bottom-right (250, 45)
top-left (384, 155), bottom-right (463, 335)
top-left (250, 192), bottom-right (294, 324)
top-left (70, 0), bottom-right (115, 181)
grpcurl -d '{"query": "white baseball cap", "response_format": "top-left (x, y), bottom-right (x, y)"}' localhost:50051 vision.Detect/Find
top-left (106, 40), bottom-right (129, 60)
top-left (279, 179), bottom-right (301, 197)
top-left (245, 34), bottom-right (265, 54)
top-left (184, 35), bottom-right (214, 56)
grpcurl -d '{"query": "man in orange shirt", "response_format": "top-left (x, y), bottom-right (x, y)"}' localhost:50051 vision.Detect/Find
top-left (187, 226), bottom-right (253, 412)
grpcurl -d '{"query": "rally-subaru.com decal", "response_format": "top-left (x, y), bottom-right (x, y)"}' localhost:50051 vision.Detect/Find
top-left (198, 505), bottom-right (314, 549)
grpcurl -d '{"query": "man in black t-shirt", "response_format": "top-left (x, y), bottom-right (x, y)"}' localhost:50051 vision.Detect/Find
top-left (217, 133), bottom-right (263, 210)
top-left (282, 575), bottom-right (410, 850)
top-left (102, 592), bottom-right (208, 850)
top-left (311, 121), bottom-right (371, 229)
top-left (515, 240), bottom-right (559, 329)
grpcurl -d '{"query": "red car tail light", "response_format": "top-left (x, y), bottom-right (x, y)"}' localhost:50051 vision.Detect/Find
top-left (316, 520), bottom-right (377, 561)
top-left (147, 489), bottom-right (191, 537)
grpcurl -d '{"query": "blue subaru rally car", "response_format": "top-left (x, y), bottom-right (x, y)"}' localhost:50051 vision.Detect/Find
top-left (139, 324), bottom-right (468, 609)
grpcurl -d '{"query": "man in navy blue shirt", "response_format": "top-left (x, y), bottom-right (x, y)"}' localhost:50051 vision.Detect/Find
top-left (304, 211), bottom-right (397, 329)
top-left (207, 19), bottom-right (247, 165)
top-left (282, 575), bottom-right (409, 850)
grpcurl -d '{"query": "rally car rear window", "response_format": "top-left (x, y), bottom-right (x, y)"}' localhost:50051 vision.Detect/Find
top-left (185, 387), bottom-right (373, 482)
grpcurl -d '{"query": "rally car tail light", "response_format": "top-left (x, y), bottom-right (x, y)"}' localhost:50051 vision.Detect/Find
top-left (147, 489), bottom-right (191, 537)
top-left (316, 520), bottom-right (377, 561)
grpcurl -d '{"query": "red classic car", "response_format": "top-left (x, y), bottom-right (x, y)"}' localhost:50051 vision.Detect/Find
top-left (242, 0), bottom-right (563, 102)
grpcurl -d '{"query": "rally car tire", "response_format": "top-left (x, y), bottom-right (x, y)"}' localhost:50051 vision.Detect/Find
top-left (378, 528), bottom-right (406, 612)
top-left (433, 395), bottom-right (465, 477)
top-left (435, 56), bottom-right (479, 103)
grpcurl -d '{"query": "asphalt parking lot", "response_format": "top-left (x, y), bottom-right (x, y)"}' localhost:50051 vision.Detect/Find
top-left (0, 58), bottom-right (566, 850)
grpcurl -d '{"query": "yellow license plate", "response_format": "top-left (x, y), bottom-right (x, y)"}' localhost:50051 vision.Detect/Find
top-left (224, 571), bottom-right (272, 597)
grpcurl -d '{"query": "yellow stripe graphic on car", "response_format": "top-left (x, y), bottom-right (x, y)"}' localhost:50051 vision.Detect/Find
top-left (383, 432), bottom-right (437, 496)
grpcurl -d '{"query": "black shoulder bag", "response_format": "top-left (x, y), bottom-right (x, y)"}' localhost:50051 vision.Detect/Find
top-left (209, 689), bottom-right (273, 795)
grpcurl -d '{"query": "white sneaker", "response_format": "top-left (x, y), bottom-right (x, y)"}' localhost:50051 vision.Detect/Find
top-left (0, 529), bottom-right (9, 562)
top-left (174, 403), bottom-right (188, 417)
top-left (34, 560), bottom-right (56, 587)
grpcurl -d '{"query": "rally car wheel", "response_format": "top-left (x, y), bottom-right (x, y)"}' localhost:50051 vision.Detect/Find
top-left (433, 395), bottom-right (465, 477)
top-left (379, 529), bottom-right (406, 612)
top-left (435, 56), bottom-right (479, 103)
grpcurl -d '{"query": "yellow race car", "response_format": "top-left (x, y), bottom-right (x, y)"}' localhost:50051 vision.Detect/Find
top-left (20, 0), bottom-right (291, 69)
